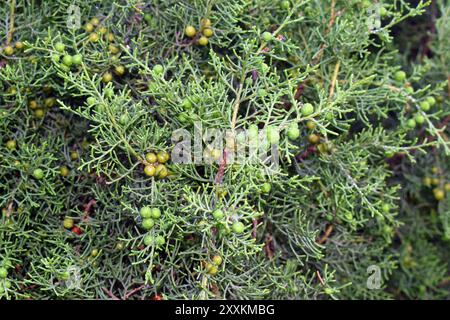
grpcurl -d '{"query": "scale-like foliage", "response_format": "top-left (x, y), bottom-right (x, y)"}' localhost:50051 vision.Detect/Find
top-left (0, 0), bottom-right (449, 299)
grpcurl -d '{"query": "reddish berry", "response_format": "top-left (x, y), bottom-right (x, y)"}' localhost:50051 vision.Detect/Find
top-left (71, 226), bottom-right (82, 235)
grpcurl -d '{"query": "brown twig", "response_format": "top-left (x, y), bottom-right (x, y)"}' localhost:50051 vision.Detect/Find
top-left (263, 234), bottom-right (274, 259)
top-left (214, 150), bottom-right (228, 185)
top-left (82, 199), bottom-right (97, 221)
top-left (316, 270), bottom-right (325, 286)
top-left (328, 0), bottom-right (337, 29)
top-left (7, 0), bottom-right (16, 45)
top-left (124, 284), bottom-right (146, 300)
top-left (295, 145), bottom-right (317, 163)
top-left (317, 224), bottom-right (334, 244)
top-left (252, 218), bottom-right (258, 239)
top-left (448, 75), bottom-right (450, 98)
top-left (294, 82), bottom-right (305, 101)
top-left (438, 277), bottom-right (450, 287)
top-left (5, 202), bottom-right (13, 218)
top-left (83, 199), bottom-right (97, 213)
top-left (209, 283), bottom-right (221, 298)
top-left (102, 287), bottom-right (121, 300)
top-left (230, 83), bottom-right (244, 131)
top-left (328, 60), bottom-right (341, 100)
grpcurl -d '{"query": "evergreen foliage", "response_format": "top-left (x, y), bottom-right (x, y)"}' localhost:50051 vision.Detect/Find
top-left (0, 0), bottom-right (449, 299)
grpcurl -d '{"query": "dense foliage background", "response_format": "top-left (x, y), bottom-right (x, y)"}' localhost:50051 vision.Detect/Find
top-left (0, 0), bottom-right (449, 299)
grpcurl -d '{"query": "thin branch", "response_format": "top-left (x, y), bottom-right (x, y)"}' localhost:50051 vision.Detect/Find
top-left (328, 60), bottom-right (341, 100)
top-left (7, 0), bottom-right (16, 45)
top-left (317, 224), bottom-right (334, 244)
